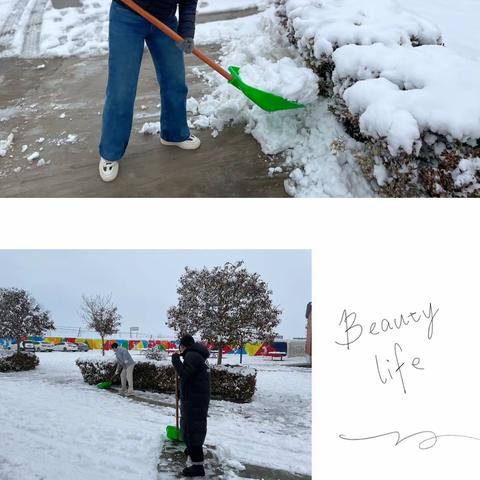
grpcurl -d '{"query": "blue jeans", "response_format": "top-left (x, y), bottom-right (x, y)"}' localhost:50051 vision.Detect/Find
top-left (99, 1), bottom-right (190, 161)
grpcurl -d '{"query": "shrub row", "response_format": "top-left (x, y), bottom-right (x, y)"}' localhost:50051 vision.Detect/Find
top-left (76, 358), bottom-right (257, 403)
top-left (0, 352), bottom-right (39, 372)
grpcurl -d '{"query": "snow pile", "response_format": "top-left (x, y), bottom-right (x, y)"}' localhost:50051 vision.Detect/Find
top-left (192, 9), bottom-right (372, 196)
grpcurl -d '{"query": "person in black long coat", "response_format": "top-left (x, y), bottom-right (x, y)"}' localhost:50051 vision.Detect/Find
top-left (172, 334), bottom-right (211, 477)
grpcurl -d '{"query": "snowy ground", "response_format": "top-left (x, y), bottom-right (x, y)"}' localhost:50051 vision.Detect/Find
top-left (0, 352), bottom-right (311, 480)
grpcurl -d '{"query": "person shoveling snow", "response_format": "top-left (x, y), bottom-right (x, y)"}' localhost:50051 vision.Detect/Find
top-left (171, 335), bottom-right (211, 478)
top-left (112, 342), bottom-right (136, 395)
top-left (98, 0), bottom-right (201, 182)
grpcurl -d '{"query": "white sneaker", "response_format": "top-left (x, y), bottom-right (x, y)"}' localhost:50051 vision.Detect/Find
top-left (99, 157), bottom-right (119, 182)
top-left (160, 135), bottom-right (201, 150)
top-left (125, 391), bottom-right (134, 397)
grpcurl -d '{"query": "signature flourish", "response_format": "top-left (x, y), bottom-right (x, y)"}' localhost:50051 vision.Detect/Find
top-left (339, 430), bottom-right (480, 450)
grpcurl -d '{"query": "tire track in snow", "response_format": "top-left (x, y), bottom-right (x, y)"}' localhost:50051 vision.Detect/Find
top-left (0, 0), bottom-right (32, 52)
top-left (21, 0), bottom-right (49, 56)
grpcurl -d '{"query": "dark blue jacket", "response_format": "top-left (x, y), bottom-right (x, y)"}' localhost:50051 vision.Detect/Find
top-left (113, 0), bottom-right (198, 39)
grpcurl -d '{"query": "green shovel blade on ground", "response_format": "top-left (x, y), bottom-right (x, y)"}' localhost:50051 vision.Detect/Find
top-left (119, 0), bottom-right (305, 113)
top-left (166, 375), bottom-right (183, 442)
top-left (96, 380), bottom-right (112, 389)
top-left (227, 66), bottom-right (304, 112)
top-left (166, 425), bottom-right (182, 442)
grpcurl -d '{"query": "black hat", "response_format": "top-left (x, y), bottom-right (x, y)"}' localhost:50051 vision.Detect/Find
top-left (179, 335), bottom-right (195, 348)
top-left (111, 342), bottom-right (118, 349)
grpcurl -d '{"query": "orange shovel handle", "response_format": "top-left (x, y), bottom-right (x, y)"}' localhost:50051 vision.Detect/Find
top-left (119, 0), bottom-right (233, 82)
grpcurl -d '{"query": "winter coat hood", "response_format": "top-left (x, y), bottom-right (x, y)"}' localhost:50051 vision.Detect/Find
top-left (183, 342), bottom-right (210, 359)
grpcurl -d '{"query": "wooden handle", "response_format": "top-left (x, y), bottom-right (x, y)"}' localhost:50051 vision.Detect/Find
top-left (175, 375), bottom-right (179, 430)
top-left (119, 0), bottom-right (232, 81)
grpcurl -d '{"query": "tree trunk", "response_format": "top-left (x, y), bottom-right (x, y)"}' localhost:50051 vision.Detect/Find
top-left (217, 343), bottom-right (223, 365)
top-left (240, 342), bottom-right (243, 364)
top-left (101, 335), bottom-right (105, 356)
top-left (16, 337), bottom-right (20, 354)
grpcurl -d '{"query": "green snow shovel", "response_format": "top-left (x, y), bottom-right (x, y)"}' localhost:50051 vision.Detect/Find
top-left (166, 376), bottom-right (182, 442)
top-left (119, 0), bottom-right (304, 112)
top-left (96, 372), bottom-right (118, 389)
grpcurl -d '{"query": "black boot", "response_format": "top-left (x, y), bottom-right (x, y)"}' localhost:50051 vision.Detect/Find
top-left (182, 465), bottom-right (205, 477)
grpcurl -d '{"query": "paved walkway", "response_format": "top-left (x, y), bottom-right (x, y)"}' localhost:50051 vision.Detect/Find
top-left (0, 6), bottom-right (287, 197)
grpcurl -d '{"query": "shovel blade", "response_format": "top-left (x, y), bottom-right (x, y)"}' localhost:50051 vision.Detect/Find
top-left (228, 66), bottom-right (304, 112)
top-left (166, 425), bottom-right (182, 442)
top-left (96, 381), bottom-right (112, 389)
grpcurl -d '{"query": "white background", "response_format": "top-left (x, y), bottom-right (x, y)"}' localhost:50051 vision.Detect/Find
top-left (2, 198), bottom-right (480, 479)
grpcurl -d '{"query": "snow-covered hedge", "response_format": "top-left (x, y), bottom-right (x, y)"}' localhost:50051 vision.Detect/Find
top-left (211, 365), bottom-right (257, 403)
top-left (76, 358), bottom-right (257, 403)
top-left (0, 352), bottom-right (39, 372)
top-left (276, 0), bottom-right (480, 196)
top-left (276, 0), bottom-right (442, 96)
top-left (331, 44), bottom-right (480, 195)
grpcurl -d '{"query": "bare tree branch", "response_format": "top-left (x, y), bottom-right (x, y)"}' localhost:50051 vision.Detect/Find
top-left (80, 294), bottom-right (121, 356)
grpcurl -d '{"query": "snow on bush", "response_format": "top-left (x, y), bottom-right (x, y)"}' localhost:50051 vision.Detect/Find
top-left (144, 348), bottom-right (168, 361)
top-left (0, 352), bottom-right (39, 372)
top-left (332, 44), bottom-right (480, 155)
top-left (275, 0), bottom-right (480, 196)
top-left (193, 9), bottom-right (372, 196)
top-left (76, 358), bottom-right (257, 403)
top-left (276, 0), bottom-right (442, 95)
top-left (329, 43), bottom-right (480, 195)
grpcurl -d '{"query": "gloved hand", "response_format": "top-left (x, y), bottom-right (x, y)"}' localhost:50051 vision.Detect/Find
top-left (176, 38), bottom-right (194, 54)
top-left (172, 352), bottom-right (181, 361)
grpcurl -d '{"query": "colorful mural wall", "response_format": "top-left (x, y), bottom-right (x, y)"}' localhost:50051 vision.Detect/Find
top-left (0, 336), bottom-right (289, 356)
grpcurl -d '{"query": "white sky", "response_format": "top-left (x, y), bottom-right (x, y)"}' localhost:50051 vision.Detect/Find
top-left (0, 250), bottom-right (311, 339)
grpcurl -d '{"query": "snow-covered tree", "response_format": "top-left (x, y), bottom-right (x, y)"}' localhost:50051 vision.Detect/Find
top-left (80, 294), bottom-right (121, 356)
top-left (0, 287), bottom-right (54, 353)
top-left (167, 261), bottom-right (282, 365)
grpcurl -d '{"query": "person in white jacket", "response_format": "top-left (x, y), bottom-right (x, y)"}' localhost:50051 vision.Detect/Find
top-left (112, 343), bottom-right (135, 395)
